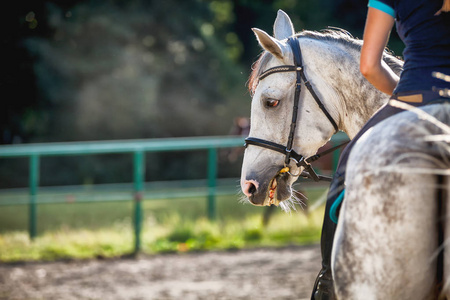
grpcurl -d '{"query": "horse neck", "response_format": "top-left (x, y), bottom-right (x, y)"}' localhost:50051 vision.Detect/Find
top-left (301, 37), bottom-right (391, 139)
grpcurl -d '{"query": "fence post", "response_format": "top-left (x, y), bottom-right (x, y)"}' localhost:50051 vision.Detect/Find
top-left (133, 150), bottom-right (145, 254)
top-left (207, 147), bottom-right (218, 220)
top-left (29, 154), bottom-right (40, 240)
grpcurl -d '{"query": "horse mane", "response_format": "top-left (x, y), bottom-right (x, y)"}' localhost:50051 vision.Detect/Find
top-left (248, 29), bottom-right (404, 95)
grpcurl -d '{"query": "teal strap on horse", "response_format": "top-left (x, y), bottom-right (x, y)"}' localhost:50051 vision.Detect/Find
top-left (330, 189), bottom-right (345, 224)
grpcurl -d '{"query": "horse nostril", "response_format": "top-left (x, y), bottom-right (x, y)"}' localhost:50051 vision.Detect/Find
top-left (248, 183), bottom-right (256, 194)
top-left (242, 180), bottom-right (259, 198)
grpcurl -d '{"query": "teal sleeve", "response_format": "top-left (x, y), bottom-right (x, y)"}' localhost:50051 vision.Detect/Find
top-left (368, 0), bottom-right (395, 18)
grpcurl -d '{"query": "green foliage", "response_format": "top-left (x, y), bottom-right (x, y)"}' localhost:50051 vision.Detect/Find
top-left (0, 191), bottom-right (327, 262)
top-left (13, 0), bottom-right (402, 145)
top-left (167, 225), bottom-right (195, 243)
top-left (22, 0), bottom-right (250, 143)
top-left (6, 0), bottom-right (404, 145)
top-left (243, 228), bottom-right (263, 242)
top-left (3, 0), bottom-right (401, 188)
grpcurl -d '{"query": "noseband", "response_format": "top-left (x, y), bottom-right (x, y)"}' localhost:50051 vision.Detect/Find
top-left (245, 37), bottom-right (346, 181)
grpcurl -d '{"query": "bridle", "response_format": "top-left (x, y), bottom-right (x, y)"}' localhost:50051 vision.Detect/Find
top-left (244, 37), bottom-right (348, 182)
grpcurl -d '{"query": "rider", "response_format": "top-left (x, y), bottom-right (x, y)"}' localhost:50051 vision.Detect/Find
top-left (312, 0), bottom-right (450, 299)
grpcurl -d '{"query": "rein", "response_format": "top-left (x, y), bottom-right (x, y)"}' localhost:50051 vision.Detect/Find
top-left (245, 37), bottom-right (348, 182)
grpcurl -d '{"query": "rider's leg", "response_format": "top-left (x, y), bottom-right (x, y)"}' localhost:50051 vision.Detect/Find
top-left (311, 102), bottom-right (403, 300)
top-left (311, 171), bottom-right (344, 300)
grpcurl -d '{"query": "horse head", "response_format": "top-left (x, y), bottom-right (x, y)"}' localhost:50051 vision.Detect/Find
top-left (240, 10), bottom-right (342, 209)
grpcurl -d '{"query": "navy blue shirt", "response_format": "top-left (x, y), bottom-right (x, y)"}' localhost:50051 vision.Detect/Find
top-left (368, 0), bottom-right (450, 93)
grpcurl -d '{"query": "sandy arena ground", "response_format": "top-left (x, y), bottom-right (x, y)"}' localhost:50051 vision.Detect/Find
top-left (0, 244), bottom-right (321, 300)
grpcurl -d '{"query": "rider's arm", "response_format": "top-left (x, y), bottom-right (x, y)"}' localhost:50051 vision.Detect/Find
top-left (360, 4), bottom-right (399, 95)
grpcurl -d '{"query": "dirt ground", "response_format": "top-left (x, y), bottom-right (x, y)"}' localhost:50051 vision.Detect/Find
top-left (0, 244), bottom-right (321, 300)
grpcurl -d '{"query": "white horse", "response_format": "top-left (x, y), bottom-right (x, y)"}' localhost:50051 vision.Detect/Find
top-left (241, 10), bottom-right (402, 208)
top-left (333, 101), bottom-right (450, 299)
top-left (240, 10), bottom-right (450, 299)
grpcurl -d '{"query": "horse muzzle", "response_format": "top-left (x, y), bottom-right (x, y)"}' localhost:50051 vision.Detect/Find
top-left (241, 167), bottom-right (292, 206)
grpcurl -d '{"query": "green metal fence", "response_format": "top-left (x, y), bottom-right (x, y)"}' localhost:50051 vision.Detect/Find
top-left (0, 136), bottom-right (244, 252)
top-left (0, 134), bottom-right (348, 253)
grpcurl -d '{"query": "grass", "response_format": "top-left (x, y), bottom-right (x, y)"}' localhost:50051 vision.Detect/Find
top-left (0, 188), bottom-right (328, 262)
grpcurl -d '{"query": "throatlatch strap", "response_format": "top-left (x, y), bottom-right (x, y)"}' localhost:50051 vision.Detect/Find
top-left (288, 38), bottom-right (339, 133)
top-left (300, 71), bottom-right (339, 132)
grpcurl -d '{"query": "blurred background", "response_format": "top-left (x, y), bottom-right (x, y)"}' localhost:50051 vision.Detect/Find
top-left (3, 0), bottom-right (404, 146)
top-left (1, 0), bottom-right (404, 188)
top-left (0, 0), bottom-right (404, 262)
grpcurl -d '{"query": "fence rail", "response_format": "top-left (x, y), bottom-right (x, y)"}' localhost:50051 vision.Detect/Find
top-left (0, 134), bottom-right (348, 253)
top-left (0, 136), bottom-right (245, 157)
top-left (0, 178), bottom-right (240, 206)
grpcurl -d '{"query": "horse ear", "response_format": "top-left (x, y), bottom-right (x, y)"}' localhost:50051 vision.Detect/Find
top-left (252, 28), bottom-right (284, 60)
top-left (273, 10), bottom-right (295, 40)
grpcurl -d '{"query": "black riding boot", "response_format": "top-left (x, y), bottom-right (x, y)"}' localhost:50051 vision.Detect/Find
top-left (311, 171), bottom-right (345, 300)
top-left (311, 267), bottom-right (335, 300)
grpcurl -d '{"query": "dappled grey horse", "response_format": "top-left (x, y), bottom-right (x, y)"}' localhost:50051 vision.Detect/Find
top-left (240, 10), bottom-right (450, 299)
top-left (240, 10), bottom-right (401, 209)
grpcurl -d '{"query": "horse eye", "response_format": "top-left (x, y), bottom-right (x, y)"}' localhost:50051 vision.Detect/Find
top-left (265, 99), bottom-right (280, 108)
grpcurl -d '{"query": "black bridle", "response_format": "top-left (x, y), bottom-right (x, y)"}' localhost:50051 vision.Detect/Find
top-left (245, 37), bottom-right (348, 182)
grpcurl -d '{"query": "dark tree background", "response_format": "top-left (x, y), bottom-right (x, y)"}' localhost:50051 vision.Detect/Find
top-left (0, 0), bottom-right (403, 187)
top-left (2, 0), bottom-right (403, 144)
